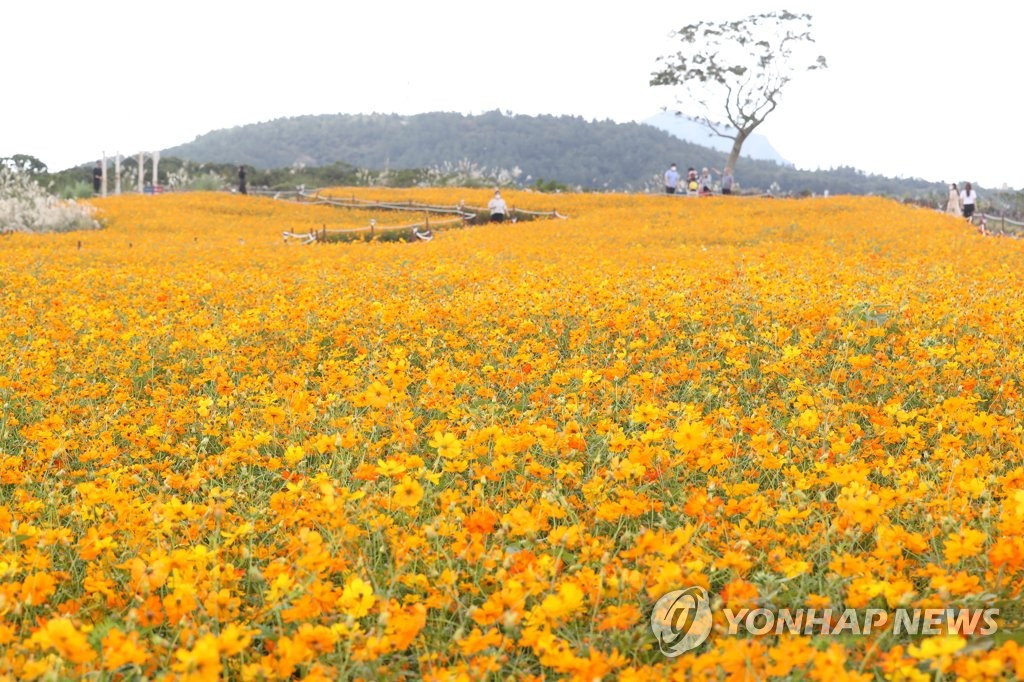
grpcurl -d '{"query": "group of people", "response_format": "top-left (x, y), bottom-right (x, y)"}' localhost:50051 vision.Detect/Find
top-left (946, 182), bottom-right (977, 220)
top-left (664, 163), bottom-right (734, 196)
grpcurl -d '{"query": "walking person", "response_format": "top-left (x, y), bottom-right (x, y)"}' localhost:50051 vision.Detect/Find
top-left (238, 165), bottom-right (247, 195)
top-left (946, 183), bottom-right (961, 215)
top-left (720, 167), bottom-right (735, 195)
top-left (92, 161), bottom-right (103, 195)
top-left (664, 163), bottom-right (680, 194)
top-left (960, 182), bottom-right (977, 220)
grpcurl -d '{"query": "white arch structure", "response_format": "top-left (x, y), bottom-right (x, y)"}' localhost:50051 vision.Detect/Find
top-left (97, 150), bottom-right (160, 196)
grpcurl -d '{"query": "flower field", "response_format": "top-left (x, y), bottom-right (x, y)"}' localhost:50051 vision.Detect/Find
top-left (1, 188), bottom-right (1024, 680)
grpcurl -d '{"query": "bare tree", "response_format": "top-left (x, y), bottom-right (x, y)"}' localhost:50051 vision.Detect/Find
top-left (650, 11), bottom-right (827, 173)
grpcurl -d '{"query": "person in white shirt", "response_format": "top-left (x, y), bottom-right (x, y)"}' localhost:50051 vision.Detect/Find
top-left (960, 182), bottom-right (977, 220)
top-left (664, 163), bottom-right (680, 194)
top-left (698, 167), bottom-right (713, 195)
top-left (488, 190), bottom-right (508, 222)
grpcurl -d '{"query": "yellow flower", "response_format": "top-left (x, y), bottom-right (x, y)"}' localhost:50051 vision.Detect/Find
top-left (428, 431), bottom-right (463, 459)
top-left (796, 408), bottom-right (820, 434)
top-left (217, 623), bottom-right (257, 656)
top-left (171, 633), bottom-right (222, 680)
top-left (283, 444), bottom-right (306, 465)
top-left (540, 582), bottom-right (585, 622)
top-left (393, 476), bottom-right (424, 508)
top-left (339, 576), bottom-right (376, 618)
top-left (908, 634), bottom-right (966, 672)
top-left (365, 380), bottom-right (392, 408)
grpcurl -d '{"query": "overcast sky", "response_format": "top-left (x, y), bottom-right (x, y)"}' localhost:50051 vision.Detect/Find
top-left (5, 1), bottom-right (1020, 189)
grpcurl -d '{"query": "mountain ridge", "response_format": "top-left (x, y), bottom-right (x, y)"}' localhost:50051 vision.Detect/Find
top-left (161, 111), bottom-right (941, 195)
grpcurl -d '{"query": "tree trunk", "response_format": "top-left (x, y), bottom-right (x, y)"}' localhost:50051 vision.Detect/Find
top-left (726, 129), bottom-right (751, 174)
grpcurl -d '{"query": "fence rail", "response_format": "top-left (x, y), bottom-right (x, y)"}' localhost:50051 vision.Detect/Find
top-left (978, 211), bottom-right (1024, 236)
top-left (268, 188), bottom-right (566, 244)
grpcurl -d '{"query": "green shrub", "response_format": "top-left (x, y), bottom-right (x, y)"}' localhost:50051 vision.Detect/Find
top-left (57, 181), bottom-right (94, 200)
top-left (187, 173), bottom-right (227, 191)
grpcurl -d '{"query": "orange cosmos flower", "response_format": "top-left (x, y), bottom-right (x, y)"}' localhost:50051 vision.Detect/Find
top-left (30, 617), bottom-right (97, 664)
top-left (672, 420), bottom-right (708, 453)
top-left (597, 603), bottom-right (642, 631)
top-left (171, 633), bottom-right (222, 681)
top-left (944, 528), bottom-right (987, 564)
top-left (263, 405), bottom-right (287, 426)
top-left (122, 554), bottom-right (171, 592)
top-left (20, 572), bottom-right (58, 607)
top-left (101, 628), bottom-right (150, 671)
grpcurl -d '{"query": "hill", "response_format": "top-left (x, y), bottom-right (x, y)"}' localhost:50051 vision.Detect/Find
top-left (161, 111), bottom-right (943, 196)
top-left (164, 111), bottom-right (716, 191)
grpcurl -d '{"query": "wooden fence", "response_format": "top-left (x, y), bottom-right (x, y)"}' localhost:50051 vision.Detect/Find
top-left (977, 211), bottom-right (1024, 237)
top-left (269, 189), bottom-right (567, 243)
